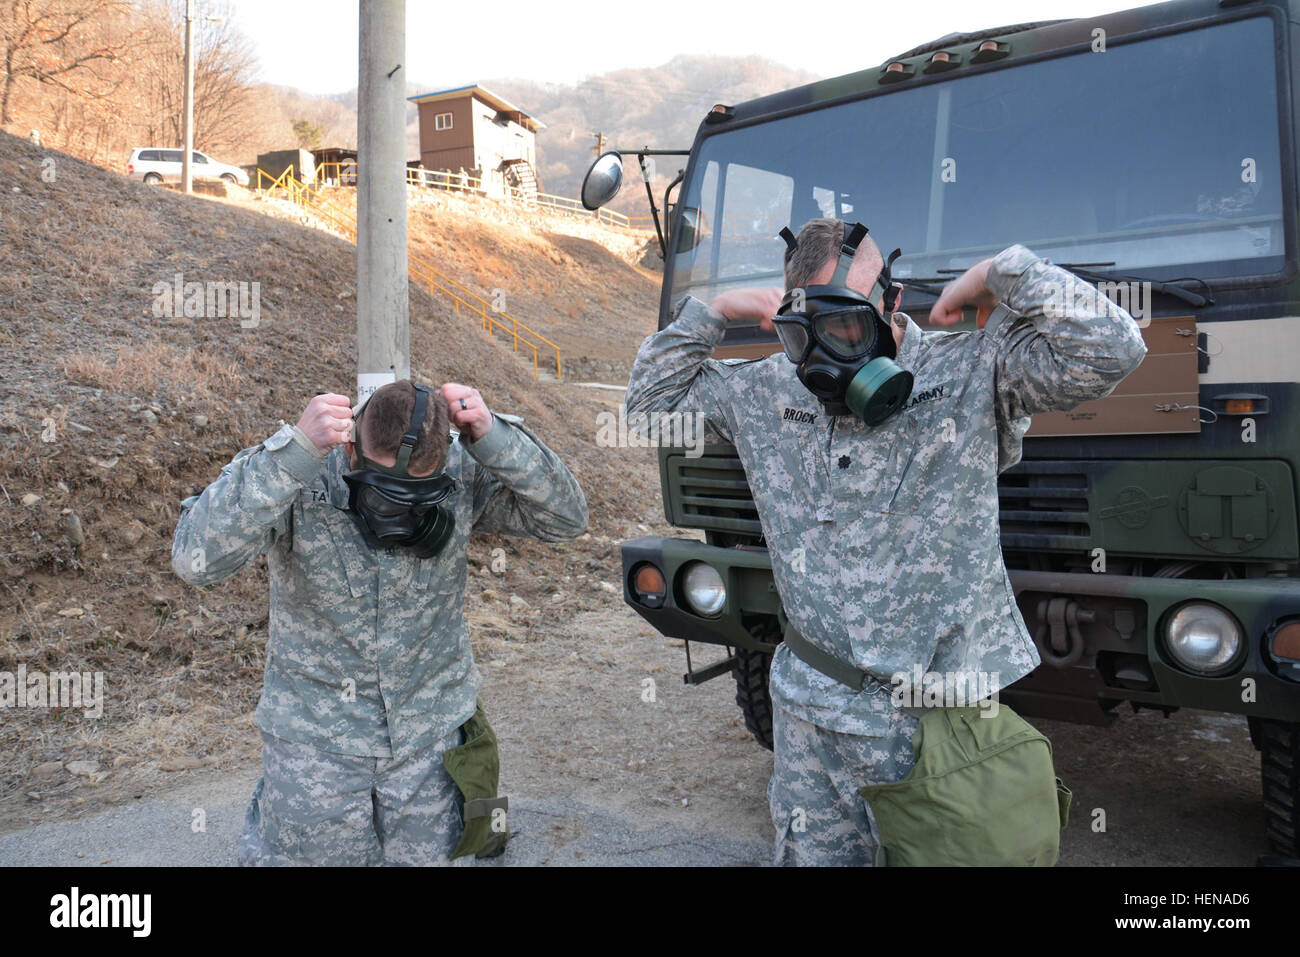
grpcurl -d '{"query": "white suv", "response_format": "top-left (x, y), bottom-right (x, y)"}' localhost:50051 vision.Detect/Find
top-left (126, 148), bottom-right (249, 187)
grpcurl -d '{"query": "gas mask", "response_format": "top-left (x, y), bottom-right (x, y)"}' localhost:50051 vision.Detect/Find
top-left (773, 221), bottom-right (913, 425)
top-left (341, 383), bottom-right (456, 559)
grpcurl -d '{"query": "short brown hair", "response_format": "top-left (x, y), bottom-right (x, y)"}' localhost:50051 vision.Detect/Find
top-left (360, 380), bottom-right (450, 474)
top-left (783, 218), bottom-right (883, 293)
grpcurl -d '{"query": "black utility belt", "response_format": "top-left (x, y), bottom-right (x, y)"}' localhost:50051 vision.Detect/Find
top-left (781, 622), bottom-right (895, 696)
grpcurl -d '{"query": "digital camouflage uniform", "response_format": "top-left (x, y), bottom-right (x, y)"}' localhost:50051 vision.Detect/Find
top-left (172, 411), bottom-right (588, 865)
top-left (625, 244), bottom-right (1147, 865)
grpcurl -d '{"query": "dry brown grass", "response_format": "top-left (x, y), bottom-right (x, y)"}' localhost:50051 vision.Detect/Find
top-left (63, 344), bottom-right (244, 400)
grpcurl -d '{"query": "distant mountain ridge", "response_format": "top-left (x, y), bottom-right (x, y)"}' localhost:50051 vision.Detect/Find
top-left (486, 55), bottom-right (820, 213)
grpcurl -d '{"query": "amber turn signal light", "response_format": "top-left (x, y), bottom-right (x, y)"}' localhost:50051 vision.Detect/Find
top-left (631, 563), bottom-right (667, 608)
top-left (1271, 621), bottom-right (1300, 662)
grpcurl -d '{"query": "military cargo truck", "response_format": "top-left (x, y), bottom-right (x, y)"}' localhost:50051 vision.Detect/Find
top-left (585, 0), bottom-right (1300, 857)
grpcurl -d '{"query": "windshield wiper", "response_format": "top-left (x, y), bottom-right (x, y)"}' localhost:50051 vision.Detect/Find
top-left (898, 262), bottom-right (1214, 309)
top-left (1054, 263), bottom-right (1215, 309)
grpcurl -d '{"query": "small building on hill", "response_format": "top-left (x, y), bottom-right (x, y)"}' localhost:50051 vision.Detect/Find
top-left (256, 148), bottom-right (315, 185)
top-left (408, 84), bottom-right (544, 200)
top-left (312, 147), bottom-right (357, 185)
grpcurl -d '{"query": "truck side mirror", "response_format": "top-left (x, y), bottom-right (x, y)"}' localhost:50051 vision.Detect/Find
top-left (581, 151), bottom-right (624, 210)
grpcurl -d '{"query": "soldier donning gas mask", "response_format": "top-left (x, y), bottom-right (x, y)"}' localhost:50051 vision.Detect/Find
top-left (342, 383), bottom-right (456, 559)
top-left (773, 222), bottom-right (913, 425)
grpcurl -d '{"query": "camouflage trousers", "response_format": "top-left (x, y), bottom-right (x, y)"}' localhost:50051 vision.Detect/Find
top-left (238, 725), bottom-right (466, 866)
top-left (767, 704), bottom-right (920, 866)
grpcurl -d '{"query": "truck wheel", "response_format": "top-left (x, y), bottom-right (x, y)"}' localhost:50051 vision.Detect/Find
top-left (1258, 718), bottom-right (1299, 856)
top-left (733, 646), bottom-right (775, 751)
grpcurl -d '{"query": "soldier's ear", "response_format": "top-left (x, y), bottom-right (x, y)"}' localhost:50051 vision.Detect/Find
top-left (344, 440), bottom-right (356, 468)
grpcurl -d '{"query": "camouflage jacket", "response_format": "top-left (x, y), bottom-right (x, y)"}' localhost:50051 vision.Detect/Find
top-left (625, 245), bottom-right (1147, 735)
top-left (171, 413), bottom-right (588, 758)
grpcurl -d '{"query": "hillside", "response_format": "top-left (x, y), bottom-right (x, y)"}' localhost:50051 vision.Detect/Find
top-left (256, 180), bottom-right (665, 376)
top-left (0, 131), bottom-right (684, 827)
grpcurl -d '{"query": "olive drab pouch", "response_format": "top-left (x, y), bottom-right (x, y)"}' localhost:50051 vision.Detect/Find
top-left (859, 706), bottom-right (1072, 867)
top-left (442, 700), bottom-right (510, 859)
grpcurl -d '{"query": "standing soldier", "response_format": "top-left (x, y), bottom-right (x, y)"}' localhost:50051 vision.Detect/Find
top-left (624, 218), bottom-right (1147, 865)
top-left (172, 380), bottom-right (588, 865)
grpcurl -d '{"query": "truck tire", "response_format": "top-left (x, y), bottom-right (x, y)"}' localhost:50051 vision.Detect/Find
top-left (1259, 718), bottom-right (1300, 856)
top-left (734, 646), bottom-right (775, 751)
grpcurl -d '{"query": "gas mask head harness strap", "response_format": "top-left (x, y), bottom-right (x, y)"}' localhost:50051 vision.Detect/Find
top-left (341, 382), bottom-right (456, 559)
top-left (773, 221), bottom-right (913, 425)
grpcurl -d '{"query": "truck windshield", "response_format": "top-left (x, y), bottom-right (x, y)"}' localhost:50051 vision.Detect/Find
top-left (670, 15), bottom-right (1286, 308)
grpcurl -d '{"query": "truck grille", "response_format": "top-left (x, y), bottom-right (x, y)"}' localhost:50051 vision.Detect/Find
top-left (665, 453), bottom-right (1095, 547)
top-left (663, 450), bottom-right (763, 537)
top-left (998, 461), bottom-right (1091, 550)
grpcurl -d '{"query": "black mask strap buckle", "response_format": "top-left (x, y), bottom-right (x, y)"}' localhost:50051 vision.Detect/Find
top-left (877, 247), bottom-right (904, 316)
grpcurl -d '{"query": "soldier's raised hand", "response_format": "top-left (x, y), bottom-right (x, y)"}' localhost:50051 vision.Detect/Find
top-left (708, 287), bottom-right (784, 331)
top-left (931, 257), bottom-right (998, 327)
top-left (442, 383), bottom-right (493, 441)
top-left (296, 393), bottom-right (353, 453)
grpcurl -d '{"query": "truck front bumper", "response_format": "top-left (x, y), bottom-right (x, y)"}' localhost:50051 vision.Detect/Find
top-left (621, 536), bottom-right (780, 653)
top-left (621, 537), bottom-right (1300, 723)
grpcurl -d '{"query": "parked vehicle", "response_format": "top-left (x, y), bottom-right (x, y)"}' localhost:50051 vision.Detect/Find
top-left (125, 148), bottom-right (249, 187)
top-left (585, 0), bottom-right (1300, 858)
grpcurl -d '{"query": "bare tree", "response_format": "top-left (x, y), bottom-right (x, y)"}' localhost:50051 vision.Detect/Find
top-left (0, 0), bottom-right (127, 125)
top-left (35, 3), bottom-right (145, 164)
top-left (192, 5), bottom-right (255, 153)
top-left (135, 0), bottom-right (255, 154)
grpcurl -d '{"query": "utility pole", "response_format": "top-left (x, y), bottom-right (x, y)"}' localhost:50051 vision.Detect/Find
top-left (593, 131), bottom-right (606, 157)
top-left (182, 0), bottom-right (195, 194)
top-left (356, 0), bottom-right (409, 404)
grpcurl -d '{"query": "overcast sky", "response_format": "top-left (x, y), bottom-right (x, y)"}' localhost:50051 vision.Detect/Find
top-left (224, 0), bottom-right (1141, 96)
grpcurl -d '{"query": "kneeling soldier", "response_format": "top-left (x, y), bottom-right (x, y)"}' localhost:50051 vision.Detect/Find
top-left (172, 380), bottom-right (588, 865)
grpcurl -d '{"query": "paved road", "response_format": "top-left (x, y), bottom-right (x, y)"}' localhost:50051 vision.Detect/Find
top-left (0, 708), bottom-right (1277, 867)
top-left (0, 768), bottom-right (769, 867)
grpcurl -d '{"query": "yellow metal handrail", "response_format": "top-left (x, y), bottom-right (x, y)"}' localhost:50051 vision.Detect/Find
top-left (255, 164), bottom-right (298, 193)
top-left (403, 165), bottom-right (651, 230)
top-left (254, 167), bottom-right (562, 379)
top-left (407, 257), bottom-right (543, 377)
top-left (303, 161), bottom-right (654, 233)
top-left (315, 161), bottom-right (357, 186)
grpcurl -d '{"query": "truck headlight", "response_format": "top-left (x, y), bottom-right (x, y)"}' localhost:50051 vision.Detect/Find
top-left (681, 562), bottom-right (725, 618)
top-left (1163, 602), bottom-right (1243, 675)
